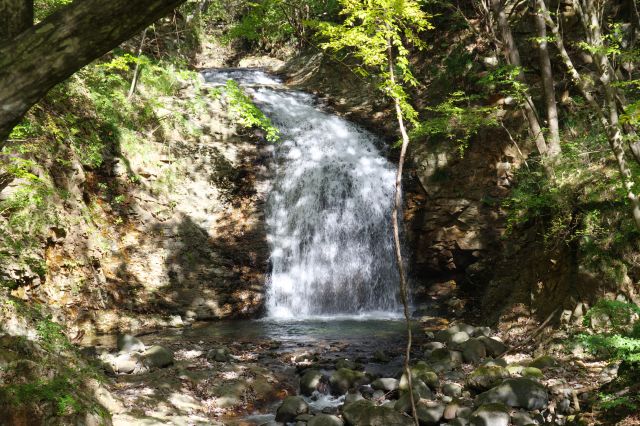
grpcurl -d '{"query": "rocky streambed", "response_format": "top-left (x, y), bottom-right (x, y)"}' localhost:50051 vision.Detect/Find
top-left (81, 316), bottom-right (613, 425)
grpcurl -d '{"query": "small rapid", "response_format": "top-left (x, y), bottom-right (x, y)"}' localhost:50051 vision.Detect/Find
top-left (203, 69), bottom-right (402, 319)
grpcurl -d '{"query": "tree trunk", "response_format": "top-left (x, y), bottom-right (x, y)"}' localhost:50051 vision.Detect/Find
top-left (128, 28), bottom-right (149, 99)
top-left (533, 0), bottom-right (561, 157)
top-left (541, 0), bottom-right (640, 228)
top-left (386, 36), bottom-right (418, 426)
top-left (0, 0), bottom-right (185, 145)
top-left (490, 0), bottom-right (549, 157)
top-left (0, 0), bottom-right (33, 42)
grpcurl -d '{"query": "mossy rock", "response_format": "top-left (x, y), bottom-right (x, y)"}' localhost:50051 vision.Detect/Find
top-left (522, 367), bottom-right (544, 379)
top-left (528, 355), bottom-right (557, 369)
top-left (330, 368), bottom-right (368, 395)
top-left (400, 361), bottom-right (439, 390)
top-left (467, 365), bottom-right (509, 390)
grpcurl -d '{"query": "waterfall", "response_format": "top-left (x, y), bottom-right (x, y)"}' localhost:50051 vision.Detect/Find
top-left (204, 69), bottom-right (402, 319)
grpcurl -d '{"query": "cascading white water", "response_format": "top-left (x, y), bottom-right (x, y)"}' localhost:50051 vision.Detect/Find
top-left (204, 69), bottom-right (402, 319)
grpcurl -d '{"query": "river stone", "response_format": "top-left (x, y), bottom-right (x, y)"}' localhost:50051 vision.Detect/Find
top-left (335, 359), bottom-right (359, 370)
top-left (308, 414), bottom-right (344, 426)
top-left (475, 378), bottom-right (549, 410)
top-left (415, 401), bottom-right (446, 425)
top-left (301, 370), bottom-right (325, 396)
top-left (478, 337), bottom-right (507, 357)
top-left (112, 353), bottom-right (141, 374)
top-left (511, 410), bottom-right (538, 426)
top-left (330, 368), bottom-right (367, 395)
top-left (116, 334), bottom-right (145, 353)
top-left (400, 361), bottom-right (439, 390)
top-left (343, 400), bottom-right (412, 425)
top-left (449, 331), bottom-right (471, 347)
top-left (275, 396), bottom-right (309, 422)
top-left (528, 355), bottom-right (557, 369)
top-left (461, 338), bottom-right (487, 364)
top-left (141, 345), bottom-right (173, 368)
top-left (429, 348), bottom-right (463, 373)
top-left (344, 390), bottom-right (365, 406)
top-left (207, 346), bottom-right (231, 362)
top-left (394, 383), bottom-right (433, 413)
top-left (473, 327), bottom-right (492, 338)
top-left (424, 341), bottom-right (445, 352)
top-left (443, 383), bottom-right (463, 397)
top-left (467, 366), bottom-right (509, 390)
top-left (449, 418), bottom-right (470, 426)
top-left (371, 378), bottom-right (399, 392)
top-left (470, 403), bottom-right (510, 426)
top-left (483, 358), bottom-right (507, 368)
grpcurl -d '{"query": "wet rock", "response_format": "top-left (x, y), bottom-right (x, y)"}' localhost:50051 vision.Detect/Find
top-left (443, 383), bottom-right (463, 397)
top-left (528, 355), bottom-right (557, 369)
top-left (330, 368), bottom-right (367, 395)
top-left (467, 366), bottom-right (509, 391)
top-left (142, 345), bottom-right (173, 369)
top-left (207, 346), bottom-right (231, 362)
top-left (371, 378), bottom-right (399, 392)
top-left (116, 334), bottom-right (145, 353)
top-left (344, 390), bottom-right (365, 406)
top-left (475, 378), bottom-right (549, 410)
top-left (372, 350), bottom-right (390, 363)
top-left (478, 337), bottom-right (507, 357)
top-left (301, 370), bottom-right (326, 396)
top-left (275, 396), bottom-right (309, 423)
top-left (335, 359), bottom-right (360, 370)
top-left (400, 361), bottom-right (439, 390)
top-left (308, 414), bottom-right (344, 426)
top-left (470, 403), bottom-right (510, 426)
top-left (461, 338), bottom-right (487, 364)
top-left (343, 399), bottom-right (412, 425)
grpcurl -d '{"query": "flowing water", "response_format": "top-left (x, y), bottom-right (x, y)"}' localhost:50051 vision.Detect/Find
top-left (204, 68), bottom-right (403, 319)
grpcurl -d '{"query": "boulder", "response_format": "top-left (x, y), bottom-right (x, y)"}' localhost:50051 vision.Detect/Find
top-left (467, 366), bottom-right (509, 391)
top-left (511, 410), bottom-right (538, 426)
top-left (400, 362), bottom-right (439, 390)
top-left (449, 332), bottom-right (471, 347)
top-left (428, 348), bottom-right (462, 372)
top-left (344, 390), bottom-right (365, 406)
top-left (116, 334), bottom-right (145, 353)
top-left (483, 358), bottom-right (507, 368)
top-left (330, 368), bottom-right (367, 395)
top-left (275, 396), bottom-right (309, 423)
top-left (443, 383), bottom-right (463, 397)
top-left (343, 400), bottom-right (412, 425)
top-left (308, 414), bottom-right (344, 426)
top-left (478, 337), bottom-right (507, 357)
top-left (371, 378), bottom-right (399, 392)
top-left (300, 370), bottom-right (326, 396)
top-left (461, 338), bottom-right (487, 364)
top-left (470, 403), bottom-right (510, 426)
top-left (141, 345), bottom-right (173, 369)
top-left (475, 378), bottom-right (549, 410)
top-left (472, 327), bottom-right (492, 338)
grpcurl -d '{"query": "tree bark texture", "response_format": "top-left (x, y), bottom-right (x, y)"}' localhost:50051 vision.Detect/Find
top-left (533, 0), bottom-right (561, 157)
top-left (490, 0), bottom-right (549, 157)
top-left (0, 0), bottom-right (33, 42)
top-left (0, 0), bottom-right (185, 145)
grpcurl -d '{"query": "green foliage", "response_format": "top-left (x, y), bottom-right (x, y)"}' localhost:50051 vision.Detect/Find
top-left (477, 65), bottom-right (528, 103)
top-left (34, 0), bottom-right (73, 21)
top-left (315, 0), bottom-right (432, 124)
top-left (224, 80), bottom-right (280, 142)
top-left (224, 0), bottom-right (340, 49)
top-left (411, 91), bottom-right (498, 154)
top-left (36, 316), bottom-right (73, 352)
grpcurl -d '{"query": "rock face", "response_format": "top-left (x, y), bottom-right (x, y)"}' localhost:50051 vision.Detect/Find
top-left (476, 378), bottom-right (549, 410)
top-left (275, 396), bottom-right (309, 423)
